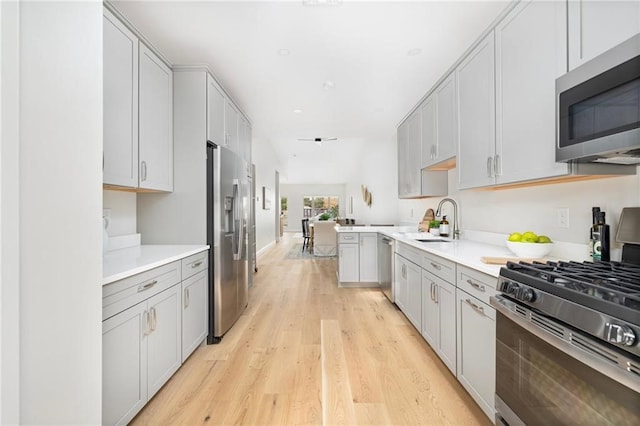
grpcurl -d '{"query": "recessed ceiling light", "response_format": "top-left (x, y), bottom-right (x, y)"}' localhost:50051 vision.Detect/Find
top-left (322, 80), bottom-right (335, 90)
top-left (277, 48), bottom-right (290, 56)
top-left (407, 48), bottom-right (422, 56)
top-left (293, 109), bottom-right (303, 114)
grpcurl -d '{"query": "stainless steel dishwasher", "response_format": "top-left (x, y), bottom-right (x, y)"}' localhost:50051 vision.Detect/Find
top-left (377, 234), bottom-right (395, 302)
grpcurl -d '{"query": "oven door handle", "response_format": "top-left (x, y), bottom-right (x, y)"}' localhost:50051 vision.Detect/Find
top-left (490, 295), bottom-right (640, 394)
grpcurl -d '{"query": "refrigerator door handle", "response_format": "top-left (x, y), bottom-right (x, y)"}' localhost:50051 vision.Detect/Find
top-left (232, 179), bottom-right (242, 260)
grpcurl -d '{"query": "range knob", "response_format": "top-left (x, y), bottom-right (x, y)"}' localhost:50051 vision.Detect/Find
top-left (518, 288), bottom-right (536, 303)
top-left (605, 323), bottom-right (636, 347)
top-left (505, 282), bottom-right (519, 294)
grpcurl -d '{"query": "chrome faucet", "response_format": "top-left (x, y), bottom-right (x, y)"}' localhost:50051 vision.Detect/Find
top-left (435, 198), bottom-right (461, 240)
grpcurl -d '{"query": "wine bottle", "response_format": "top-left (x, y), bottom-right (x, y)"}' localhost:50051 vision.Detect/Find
top-left (592, 211), bottom-right (610, 262)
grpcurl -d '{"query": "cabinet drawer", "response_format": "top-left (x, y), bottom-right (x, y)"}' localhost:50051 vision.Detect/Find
top-left (339, 233), bottom-right (358, 243)
top-left (102, 261), bottom-right (181, 321)
top-left (396, 241), bottom-right (422, 266)
top-left (181, 250), bottom-right (208, 280)
top-left (421, 252), bottom-right (456, 283)
top-left (457, 265), bottom-right (497, 306)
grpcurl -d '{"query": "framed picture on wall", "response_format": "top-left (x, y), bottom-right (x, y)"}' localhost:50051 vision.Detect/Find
top-left (263, 186), bottom-right (272, 210)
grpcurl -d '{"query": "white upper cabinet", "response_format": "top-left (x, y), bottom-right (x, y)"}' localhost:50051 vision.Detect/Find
top-left (420, 96), bottom-right (436, 169)
top-left (433, 73), bottom-right (457, 166)
top-left (224, 99), bottom-right (239, 153)
top-left (422, 73), bottom-right (457, 170)
top-left (397, 111), bottom-right (422, 198)
top-left (139, 44), bottom-right (173, 191)
top-left (239, 114), bottom-right (252, 170)
top-left (207, 74), bottom-right (225, 146)
top-left (103, 8), bottom-right (138, 188)
top-left (568, 0), bottom-right (640, 70)
top-left (457, 32), bottom-right (496, 190)
top-left (495, 0), bottom-right (568, 185)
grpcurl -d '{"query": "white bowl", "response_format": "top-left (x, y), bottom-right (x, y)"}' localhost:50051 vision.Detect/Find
top-left (506, 241), bottom-right (554, 258)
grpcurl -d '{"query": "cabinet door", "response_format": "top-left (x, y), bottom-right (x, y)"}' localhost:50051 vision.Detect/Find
top-left (339, 243), bottom-right (359, 282)
top-left (420, 271), bottom-right (438, 350)
top-left (406, 111), bottom-right (422, 196)
top-left (420, 96), bottom-right (436, 168)
top-left (359, 233), bottom-right (378, 283)
top-left (404, 260), bottom-right (422, 331)
top-left (397, 121), bottom-right (409, 197)
top-left (394, 255), bottom-right (408, 312)
top-left (239, 115), bottom-right (252, 167)
top-left (437, 280), bottom-right (456, 375)
top-left (139, 44), bottom-right (173, 191)
top-left (146, 285), bottom-right (181, 398)
top-left (496, 0), bottom-right (568, 185)
top-left (457, 32), bottom-right (496, 190)
top-left (102, 302), bottom-right (147, 426)
top-left (181, 270), bottom-right (208, 362)
top-left (568, 0), bottom-right (640, 70)
top-left (207, 74), bottom-right (225, 146)
top-left (434, 72), bottom-right (457, 163)
top-left (456, 289), bottom-right (496, 420)
top-left (224, 100), bottom-right (239, 153)
top-left (103, 8), bottom-right (138, 188)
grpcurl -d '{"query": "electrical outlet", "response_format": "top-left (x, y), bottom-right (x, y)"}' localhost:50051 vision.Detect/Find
top-left (556, 208), bottom-right (569, 229)
top-left (410, 208), bottom-right (414, 218)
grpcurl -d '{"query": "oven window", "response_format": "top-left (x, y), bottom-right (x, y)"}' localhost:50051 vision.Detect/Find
top-left (496, 312), bottom-right (640, 425)
top-left (559, 55), bottom-right (640, 148)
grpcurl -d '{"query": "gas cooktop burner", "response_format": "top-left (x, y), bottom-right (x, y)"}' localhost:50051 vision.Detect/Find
top-left (506, 260), bottom-right (640, 307)
top-left (499, 260), bottom-right (640, 327)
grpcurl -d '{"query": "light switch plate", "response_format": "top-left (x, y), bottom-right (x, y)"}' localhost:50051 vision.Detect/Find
top-left (556, 208), bottom-right (569, 229)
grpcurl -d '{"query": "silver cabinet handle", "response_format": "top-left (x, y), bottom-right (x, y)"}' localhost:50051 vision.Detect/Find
top-left (184, 288), bottom-right (190, 309)
top-left (191, 261), bottom-right (203, 269)
top-left (343, 236), bottom-right (355, 240)
top-left (141, 161), bottom-right (147, 181)
top-left (402, 264), bottom-right (406, 279)
top-left (467, 279), bottom-right (486, 292)
top-left (487, 156), bottom-right (492, 177)
top-left (433, 284), bottom-right (438, 304)
top-left (430, 282), bottom-right (435, 301)
top-left (494, 154), bottom-right (501, 177)
top-left (138, 280), bottom-right (158, 292)
top-left (143, 310), bottom-right (150, 336)
top-left (466, 298), bottom-right (485, 316)
top-left (150, 307), bottom-right (157, 332)
top-left (430, 262), bottom-right (441, 271)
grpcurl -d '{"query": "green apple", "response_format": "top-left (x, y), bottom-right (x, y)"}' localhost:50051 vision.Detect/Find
top-left (508, 232), bottom-right (523, 242)
top-left (537, 235), bottom-right (552, 243)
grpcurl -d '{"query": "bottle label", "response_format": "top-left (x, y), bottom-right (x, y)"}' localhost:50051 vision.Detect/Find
top-left (593, 240), bottom-right (602, 261)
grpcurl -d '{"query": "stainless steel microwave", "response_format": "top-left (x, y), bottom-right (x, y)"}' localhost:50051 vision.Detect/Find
top-left (556, 34), bottom-right (640, 165)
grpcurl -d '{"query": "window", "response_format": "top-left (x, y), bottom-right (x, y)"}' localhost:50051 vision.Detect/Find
top-left (303, 195), bottom-right (339, 219)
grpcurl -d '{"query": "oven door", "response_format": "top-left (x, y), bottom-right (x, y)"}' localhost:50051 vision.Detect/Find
top-left (491, 295), bottom-right (640, 426)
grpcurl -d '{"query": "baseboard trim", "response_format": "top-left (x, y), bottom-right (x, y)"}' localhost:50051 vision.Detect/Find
top-left (257, 241), bottom-right (277, 258)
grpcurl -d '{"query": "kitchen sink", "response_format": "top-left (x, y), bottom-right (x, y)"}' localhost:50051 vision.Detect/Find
top-left (415, 238), bottom-right (451, 243)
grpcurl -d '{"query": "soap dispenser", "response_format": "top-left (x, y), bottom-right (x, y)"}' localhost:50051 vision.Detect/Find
top-left (439, 216), bottom-right (450, 237)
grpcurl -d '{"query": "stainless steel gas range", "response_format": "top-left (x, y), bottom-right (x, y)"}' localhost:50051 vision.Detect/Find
top-left (491, 260), bottom-right (640, 425)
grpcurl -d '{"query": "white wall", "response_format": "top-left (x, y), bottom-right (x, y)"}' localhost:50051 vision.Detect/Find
top-left (398, 168), bottom-right (640, 261)
top-left (345, 137), bottom-right (398, 226)
top-left (253, 137), bottom-right (283, 253)
top-left (280, 184), bottom-right (346, 232)
top-left (104, 190), bottom-right (137, 237)
top-left (18, 2), bottom-right (103, 423)
top-left (0, 1), bottom-right (19, 422)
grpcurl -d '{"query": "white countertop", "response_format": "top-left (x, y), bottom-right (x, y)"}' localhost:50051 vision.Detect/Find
top-left (103, 244), bottom-right (209, 285)
top-left (336, 225), bottom-right (534, 277)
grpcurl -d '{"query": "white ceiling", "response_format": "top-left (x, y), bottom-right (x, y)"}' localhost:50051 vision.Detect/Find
top-left (113, 0), bottom-right (509, 184)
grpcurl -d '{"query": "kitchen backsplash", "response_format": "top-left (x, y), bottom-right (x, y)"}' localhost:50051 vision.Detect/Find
top-left (103, 190), bottom-right (137, 237)
top-left (398, 168), bottom-right (640, 261)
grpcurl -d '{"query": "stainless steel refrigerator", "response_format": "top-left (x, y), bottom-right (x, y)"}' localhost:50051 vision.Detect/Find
top-left (207, 142), bottom-right (248, 343)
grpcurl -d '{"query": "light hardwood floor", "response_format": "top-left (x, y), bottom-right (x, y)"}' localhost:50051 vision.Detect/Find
top-left (131, 233), bottom-right (492, 425)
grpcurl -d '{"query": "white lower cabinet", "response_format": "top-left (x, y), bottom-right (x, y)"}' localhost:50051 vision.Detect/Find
top-left (146, 285), bottom-right (181, 397)
top-left (102, 251), bottom-right (209, 425)
top-left (421, 270), bottom-right (456, 375)
top-left (456, 288), bottom-right (496, 421)
top-left (394, 249), bottom-right (422, 330)
top-left (102, 301), bottom-right (147, 426)
top-left (339, 242), bottom-right (359, 283)
top-left (338, 232), bottom-right (378, 285)
top-left (102, 285), bottom-right (179, 426)
top-left (181, 270), bottom-right (208, 361)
